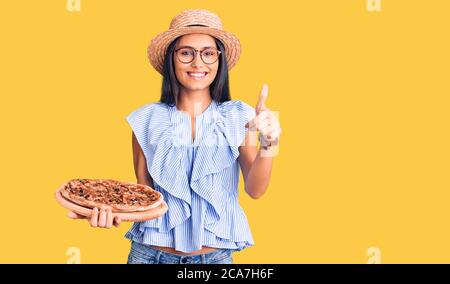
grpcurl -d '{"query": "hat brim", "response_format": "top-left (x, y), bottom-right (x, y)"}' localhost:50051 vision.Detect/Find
top-left (147, 27), bottom-right (241, 75)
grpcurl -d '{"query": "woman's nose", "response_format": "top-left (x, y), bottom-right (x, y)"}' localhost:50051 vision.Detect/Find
top-left (191, 52), bottom-right (204, 67)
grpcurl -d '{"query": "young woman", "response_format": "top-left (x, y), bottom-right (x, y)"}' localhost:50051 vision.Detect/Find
top-left (68, 9), bottom-right (281, 264)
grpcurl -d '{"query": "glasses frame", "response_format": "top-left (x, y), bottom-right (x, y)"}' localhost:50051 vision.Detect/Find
top-left (174, 46), bottom-right (222, 65)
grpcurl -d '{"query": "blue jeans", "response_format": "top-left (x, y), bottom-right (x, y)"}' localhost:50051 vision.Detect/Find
top-left (127, 241), bottom-right (234, 264)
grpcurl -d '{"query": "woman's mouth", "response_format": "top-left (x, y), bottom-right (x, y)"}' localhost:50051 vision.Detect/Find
top-left (187, 72), bottom-right (208, 80)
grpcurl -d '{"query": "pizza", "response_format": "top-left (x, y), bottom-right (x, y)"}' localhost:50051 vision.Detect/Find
top-left (60, 178), bottom-right (162, 212)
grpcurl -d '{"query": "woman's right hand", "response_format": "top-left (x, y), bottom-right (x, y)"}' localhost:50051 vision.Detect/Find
top-left (68, 207), bottom-right (121, 228)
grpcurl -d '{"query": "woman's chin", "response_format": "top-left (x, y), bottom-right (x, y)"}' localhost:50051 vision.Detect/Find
top-left (182, 82), bottom-right (211, 91)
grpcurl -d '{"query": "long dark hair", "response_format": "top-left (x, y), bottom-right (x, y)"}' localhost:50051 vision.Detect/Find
top-left (159, 36), bottom-right (231, 106)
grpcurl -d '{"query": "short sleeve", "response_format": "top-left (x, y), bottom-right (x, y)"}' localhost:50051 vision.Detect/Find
top-left (216, 100), bottom-right (256, 148)
top-left (125, 104), bottom-right (155, 166)
top-left (240, 101), bottom-right (256, 146)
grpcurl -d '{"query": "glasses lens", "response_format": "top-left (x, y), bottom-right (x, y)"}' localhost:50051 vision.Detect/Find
top-left (201, 48), bottom-right (219, 64)
top-left (177, 48), bottom-right (195, 63)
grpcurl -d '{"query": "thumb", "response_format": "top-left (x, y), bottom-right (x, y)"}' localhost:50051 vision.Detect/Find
top-left (114, 216), bottom-right (122, 227)
top-left (256, 84), bottom-right (268, 114)
top-left (68, 211), bottom-right (85, 219)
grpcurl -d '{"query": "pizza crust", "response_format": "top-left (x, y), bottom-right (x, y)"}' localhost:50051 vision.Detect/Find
top-left (60, 178), bottom-right (163, 212)
top-left (55, 190), bottom-right (168, 222)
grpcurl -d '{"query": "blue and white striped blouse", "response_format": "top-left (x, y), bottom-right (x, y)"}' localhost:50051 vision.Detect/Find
top-left (124, 99), bottom-right (256, 253)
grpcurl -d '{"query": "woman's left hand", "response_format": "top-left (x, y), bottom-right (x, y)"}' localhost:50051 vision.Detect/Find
top-left (245, 84), bottom-right (282, 149)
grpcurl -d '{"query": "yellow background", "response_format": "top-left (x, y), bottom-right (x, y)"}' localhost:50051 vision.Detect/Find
top-left (0, 0), bottom-right (449, 264)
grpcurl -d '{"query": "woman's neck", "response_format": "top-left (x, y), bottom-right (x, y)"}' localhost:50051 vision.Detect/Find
top-left (177, 88), bottom-right (213, 117)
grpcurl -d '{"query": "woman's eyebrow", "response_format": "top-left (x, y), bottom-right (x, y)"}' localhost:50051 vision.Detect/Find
top-left (177, 45), bottom-right (215, 49)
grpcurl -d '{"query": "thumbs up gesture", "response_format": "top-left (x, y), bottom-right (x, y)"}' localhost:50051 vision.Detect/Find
top-left (245, 84), bottom-right (282, 151)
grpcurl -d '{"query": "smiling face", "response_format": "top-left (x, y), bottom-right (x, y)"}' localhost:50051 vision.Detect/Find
top-left (173, 34), bottom-right (219, 92)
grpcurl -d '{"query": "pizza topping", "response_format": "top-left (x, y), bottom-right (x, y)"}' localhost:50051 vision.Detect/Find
top-left (62, 178), bottom-right (161, 210)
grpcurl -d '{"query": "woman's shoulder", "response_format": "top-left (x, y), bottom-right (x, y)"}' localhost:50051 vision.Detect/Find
top-left (216, 99), bottom-right (256, 122)
top-left (125, 101), bottom-right (172, 132)
top-left (128, 101), bottom-right (168, 115)
top-left (125, 102), bottom-right (173, 149)
top-left (217, 99), bottom-right (253, 110)
top-left (127, 101), bottom-right (170, 120)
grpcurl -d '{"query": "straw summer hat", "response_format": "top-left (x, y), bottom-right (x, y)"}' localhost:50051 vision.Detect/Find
top-left (147, 9), bottom-right (242, 75)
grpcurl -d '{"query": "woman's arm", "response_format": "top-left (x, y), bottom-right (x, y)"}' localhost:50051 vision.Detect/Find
top-left (132, 131), bottom-right (154, 188)
top-left (238, 135), bottom-right (278, 199)
top-left (238, 84), bottom-right (281, 199)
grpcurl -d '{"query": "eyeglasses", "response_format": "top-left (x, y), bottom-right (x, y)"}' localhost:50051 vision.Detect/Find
top-left (174, 46), bottom-right (222, 65)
